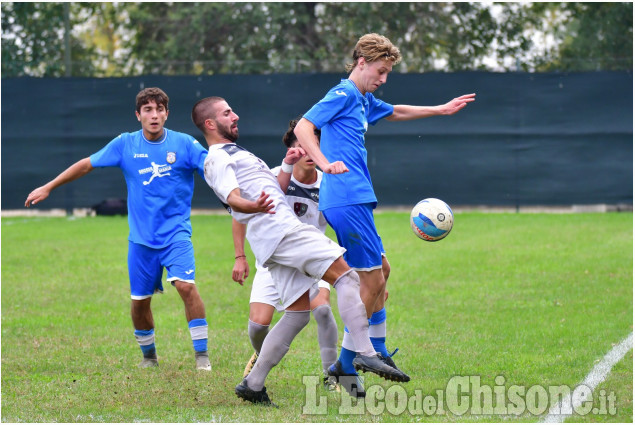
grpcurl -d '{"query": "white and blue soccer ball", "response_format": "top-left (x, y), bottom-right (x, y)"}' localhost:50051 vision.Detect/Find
top-left (410, 198), bottom-right (454, 242)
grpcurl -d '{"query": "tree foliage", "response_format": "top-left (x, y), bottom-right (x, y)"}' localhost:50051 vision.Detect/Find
top-left (537, 2), bottom-right (633, 71)
top-left (1, 2), bottom-right (98, 77)
top-left (1, 2), bottom-right (632, 77)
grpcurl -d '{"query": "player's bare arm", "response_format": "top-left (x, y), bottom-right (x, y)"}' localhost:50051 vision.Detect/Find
top-left (295, 118), bottom-right (349, 175)
top-left (386, 93), bottom-right (476, 121)
top-left (231, 218), bottom-right (249, 285)
top-left (25, 157), bottom-right (94, 207)
top-left (226, 188), bottom-right (275, 215)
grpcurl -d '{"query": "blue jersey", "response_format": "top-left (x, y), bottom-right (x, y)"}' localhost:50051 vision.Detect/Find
top-left (90, 128), bottom-right (207, 248)
top-left (303, 79), bottom-right (394, 210)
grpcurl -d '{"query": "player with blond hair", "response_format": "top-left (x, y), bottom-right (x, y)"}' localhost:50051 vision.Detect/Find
top-left (295, 33), bottom-right (476, 390)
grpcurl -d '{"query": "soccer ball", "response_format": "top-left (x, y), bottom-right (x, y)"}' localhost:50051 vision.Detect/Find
top-left (410, 198), bottom-right (454, 241)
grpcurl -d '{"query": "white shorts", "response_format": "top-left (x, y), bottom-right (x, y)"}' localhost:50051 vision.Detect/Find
top-left (250, 266), bottom-right (331, 312)
top-left (261, 223), bottom-right (345, 310)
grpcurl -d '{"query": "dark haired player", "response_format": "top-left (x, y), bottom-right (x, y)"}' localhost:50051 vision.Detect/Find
top-left (25, 87), bottom-right (212, 371)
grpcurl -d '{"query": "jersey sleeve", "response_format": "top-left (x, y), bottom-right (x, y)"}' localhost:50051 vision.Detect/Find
top-left (189, 137), bottom-right (208, 179)
top-left (303, 86), bottom-right (350, 129)
top-left (89, 134), bottom-right (125, 167)
top-left (367, 94), bottom-right (394, 125)
top-left (203, 150), bottom-right (239, 203)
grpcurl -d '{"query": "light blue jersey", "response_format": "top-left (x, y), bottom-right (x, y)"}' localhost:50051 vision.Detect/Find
top-left (90, 128), bottom-right (207, 248)
top-left (303, 79), bottom-right (394, 210)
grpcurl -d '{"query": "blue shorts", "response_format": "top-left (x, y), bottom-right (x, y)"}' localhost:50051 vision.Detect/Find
top-left (323, 203), bottom-right (384, 271)
top-left (128, 240), bottom-right (196, 300)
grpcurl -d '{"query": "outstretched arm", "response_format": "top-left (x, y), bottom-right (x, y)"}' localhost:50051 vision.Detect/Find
top-left (386, 93), bottom-right (476, 121)
top-left (25, 157), bottom-right (94, 207)
top-left (231, 218), bottom-right (249, 285)
top-left (294, 118), bottom-right (349, 175)
top-left (226, 188), bottom-right (275, 215)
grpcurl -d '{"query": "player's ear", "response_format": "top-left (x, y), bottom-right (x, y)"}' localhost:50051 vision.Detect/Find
top-left (135, 110), bottom-right (141, 122)
top-left (204, 118), bottom-right (216, 132)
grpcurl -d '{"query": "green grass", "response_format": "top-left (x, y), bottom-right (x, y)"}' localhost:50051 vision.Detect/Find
top-left (1, 212), bottom-right (632, 422)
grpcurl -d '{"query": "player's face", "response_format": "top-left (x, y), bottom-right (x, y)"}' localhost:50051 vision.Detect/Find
top-left (136, 100), bottom-right (168, 141)
top-left (213, 101), bottom-right (240, 142)
top-left (360, 58), bottom-right (393, 93)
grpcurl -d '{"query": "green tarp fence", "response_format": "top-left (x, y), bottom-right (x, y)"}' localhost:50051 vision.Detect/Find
top-left (2, 72), bottom-right (632, 210)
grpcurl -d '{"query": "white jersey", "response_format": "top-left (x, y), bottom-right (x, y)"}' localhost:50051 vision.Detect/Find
top-left (204, 143), bottom-right (299, 263)
top-left (250, 166), bottom-right (331, 310)
top-left (270, 166), bottom-right (327, 233)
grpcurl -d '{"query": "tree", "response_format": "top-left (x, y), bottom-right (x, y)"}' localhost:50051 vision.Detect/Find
top-left (539, 2), bottom-right (633, 71)
top-left (1, 2), bottom-right (97, 77)
top-left (2, 2), bottom-right (632, 77)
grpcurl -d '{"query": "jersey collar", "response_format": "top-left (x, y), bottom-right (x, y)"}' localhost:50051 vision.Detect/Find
top-left (142, 128), bottom-right (168, 144)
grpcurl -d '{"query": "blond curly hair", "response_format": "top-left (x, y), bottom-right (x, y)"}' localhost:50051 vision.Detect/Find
top-left (345, 33), bottom-right (402, 73)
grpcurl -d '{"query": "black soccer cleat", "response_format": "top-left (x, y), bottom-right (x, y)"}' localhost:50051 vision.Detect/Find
top-left (378, 350), bottom-right (410, 382)
top-left (235, 379), bottom-right (278, 408)
top-left (327, 360), bottom-right (365, 398)
top-left (353, 353), bottom-right (409, 382)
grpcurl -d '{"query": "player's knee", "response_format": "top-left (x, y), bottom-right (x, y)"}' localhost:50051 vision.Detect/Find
top-left (174, 280), bottom-right (197, 297)
top-left (382, 258), bottom-right (391, 281)
top-left (322, 257), bottom-right (350, 284)
top-left (310, 289), bottom-right (330, 309)
top-left (249, 308), bottom-right (273, 326)
top-left (312, 303), bottom-right (333, 323)
top-left (131, 298), bottom-right (151, 313)
top-left (289, 310), bottom-right (311, 328)
top-left (333, 269), bottom-right (360, 290)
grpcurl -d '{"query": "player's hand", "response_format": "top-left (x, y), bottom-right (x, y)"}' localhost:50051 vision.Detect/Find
top-left (232, 257), bottom-right (249, 286)
top-left (441, 93), bottom-right (476, 115)
top-left (323, 161), bottom-right (349, 175)
top-left (25, 186), bottom-right (50, 207)
top-left (284, 147), bottom-right (307, 166)
top-left (255, 191), bottom-right (275, 214)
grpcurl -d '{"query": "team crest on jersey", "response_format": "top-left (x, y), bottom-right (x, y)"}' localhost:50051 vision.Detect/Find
top-left (166, 151), bottom-right (176, 164)
top-left (294, 202), bottom-right (308, 217)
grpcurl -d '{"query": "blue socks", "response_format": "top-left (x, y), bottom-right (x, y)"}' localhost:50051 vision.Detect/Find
top-left (188, 318), bottom-right (208, 353)
top-left (369, 308), bottom-right (389, 357)
top-left (338, 345), bottom-right (358, 374)
top-left (135, 319), bottom-right (208, 359)
top-left (134, 329), bottom-right (156, 357)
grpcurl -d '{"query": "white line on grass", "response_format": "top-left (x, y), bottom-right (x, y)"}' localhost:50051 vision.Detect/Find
top-left (542, 332), bottom-right (633, 423)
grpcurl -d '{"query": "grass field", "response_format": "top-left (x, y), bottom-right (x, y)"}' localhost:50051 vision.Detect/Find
top-left (1, 212), bottom-right (632, 422)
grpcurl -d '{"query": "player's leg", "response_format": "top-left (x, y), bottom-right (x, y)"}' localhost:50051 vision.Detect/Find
top-left (310, 284), bottom-right (338, 390)
top-left (128, 241), bottom-right (163, 368)
top-left (322, 258), bottom-right (406, 383)
top-left (373, 253), bottom-right (409, 379)
top-left (322, 204), bottom-right (385, 378)
top-left (237, 288), bottom-right (311, 406)
top-left (372, 255), bottom-right (408, 378)
top-left (325, 204), bottom-right (410, 382)
top-left (165, 241), bottom-right (210, 371)
top-left (244, 267), bottom-right (280, 377)
top-left (244, 303), bottom-right (275, 377)
top-left (237, 227), bottom-right (335, 405)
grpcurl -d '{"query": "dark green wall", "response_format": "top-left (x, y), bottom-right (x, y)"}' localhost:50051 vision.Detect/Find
top-left (2, 72), bottom-right (632, 210)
